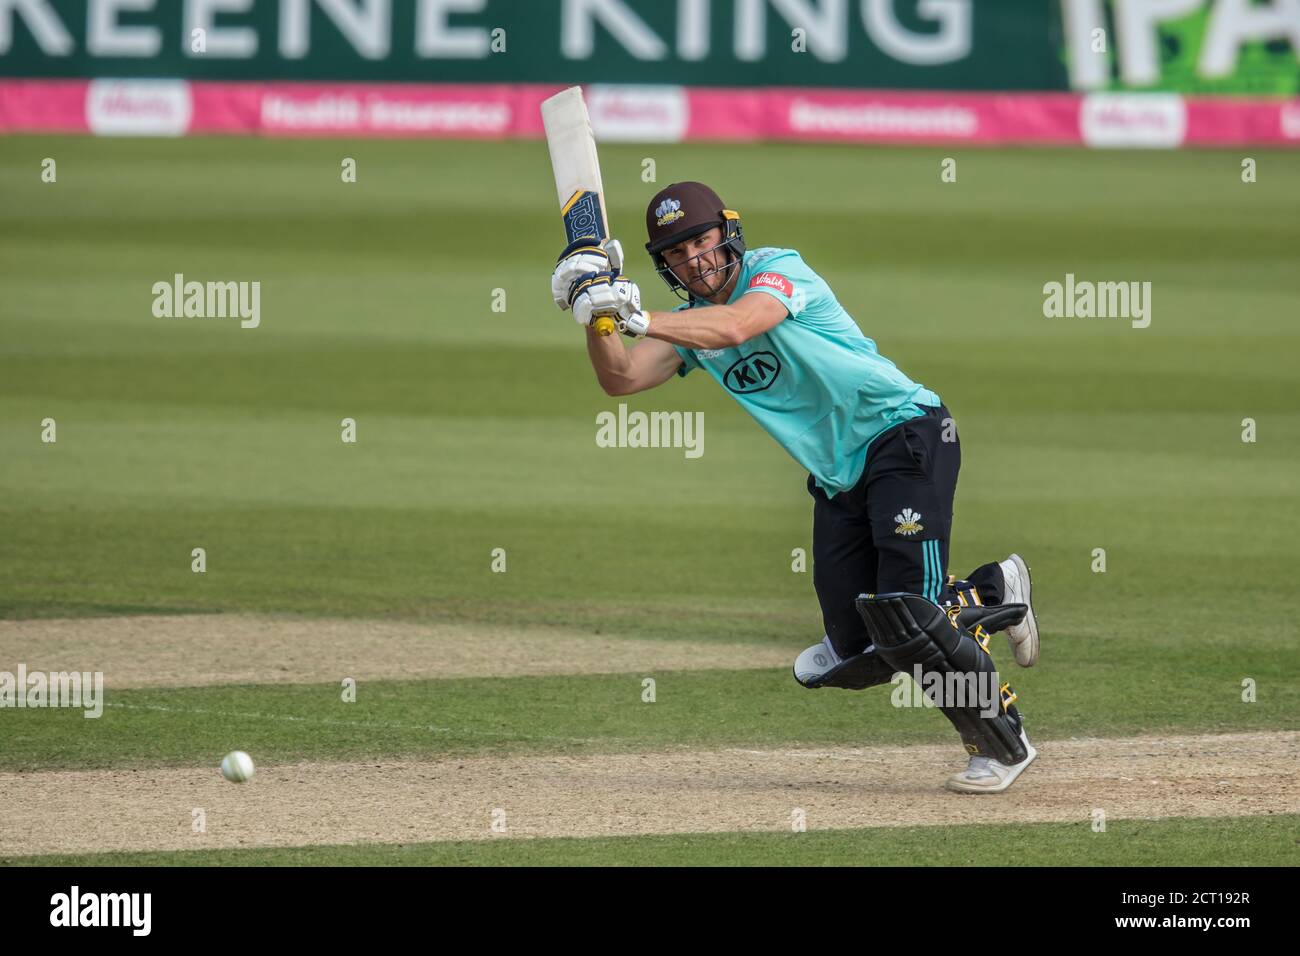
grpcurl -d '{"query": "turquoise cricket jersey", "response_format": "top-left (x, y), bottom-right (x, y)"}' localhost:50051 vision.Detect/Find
top-left (671, 247), bottom-right (941, 495)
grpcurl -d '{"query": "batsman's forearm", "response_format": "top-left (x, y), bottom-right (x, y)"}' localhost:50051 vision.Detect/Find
top-left (585, 324), bottom-right (635, 394)
top-left (645, 306), bottom-right (742, 350)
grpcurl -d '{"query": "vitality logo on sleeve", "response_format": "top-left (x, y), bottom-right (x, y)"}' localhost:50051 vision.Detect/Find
top-left (749, 272), bottom-right (793, 297)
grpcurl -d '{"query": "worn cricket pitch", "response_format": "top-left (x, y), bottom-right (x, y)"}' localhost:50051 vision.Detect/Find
top-left (2, 732), bottom-right (1295, 856)
top-left (1, 615), bottom-right (1296, 857)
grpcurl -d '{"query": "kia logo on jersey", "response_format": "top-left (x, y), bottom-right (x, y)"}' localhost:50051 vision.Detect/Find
top-left (749, 272), bottom-right (793, 297)
top-left (724, 351), bottom-right (782, 394)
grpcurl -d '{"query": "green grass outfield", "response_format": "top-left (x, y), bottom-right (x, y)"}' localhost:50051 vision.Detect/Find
top-left (2, 665), bottom-right (1294, 774)
top-left (2, 138), bottom-right (1297, 865)
top-left (7, 816), bottom-right (1296, 868)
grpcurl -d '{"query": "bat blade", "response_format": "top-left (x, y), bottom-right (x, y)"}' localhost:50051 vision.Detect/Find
top-left (542, 86), bottom-right (609, 244)
top-left (542, 86), bottom-right (617, 337)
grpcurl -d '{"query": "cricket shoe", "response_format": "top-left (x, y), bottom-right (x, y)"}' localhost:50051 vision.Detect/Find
top-left (945, 726), bottom-right (1037, 794)
top-left (998, 553), bottom-right (1039, 667)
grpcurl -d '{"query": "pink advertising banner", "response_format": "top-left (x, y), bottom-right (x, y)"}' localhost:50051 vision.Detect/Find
top-left (2, 80), bottom-right (1297, 148)
top-left (0, 79), bottom-right (86, 133)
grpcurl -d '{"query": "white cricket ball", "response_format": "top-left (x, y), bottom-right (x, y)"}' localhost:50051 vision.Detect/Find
top-left (220, 751), bottom-right (255, 783)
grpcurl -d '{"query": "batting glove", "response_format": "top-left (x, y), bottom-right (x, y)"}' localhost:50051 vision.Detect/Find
top-left (551, 238), bottom-right (623, 311)
top-left (618, 306), bottom-right (651, 338)
top-left (571, 271), bottom-right (642, 332)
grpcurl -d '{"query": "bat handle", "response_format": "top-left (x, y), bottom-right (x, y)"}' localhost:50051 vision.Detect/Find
top-left (593, 316), bottom-right (617, 337)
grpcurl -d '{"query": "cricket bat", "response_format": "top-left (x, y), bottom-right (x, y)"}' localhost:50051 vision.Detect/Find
top-left (541, 86), bottom-right (618, 338)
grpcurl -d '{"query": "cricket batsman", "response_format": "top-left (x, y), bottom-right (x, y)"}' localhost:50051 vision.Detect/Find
top-left (550, 182), bottom-right (1041, 793)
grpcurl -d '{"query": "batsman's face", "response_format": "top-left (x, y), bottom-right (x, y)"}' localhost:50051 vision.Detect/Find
top-left (662, 227), bottom-right (732, 299)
